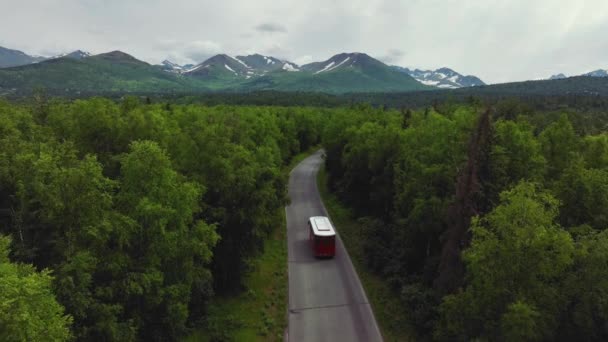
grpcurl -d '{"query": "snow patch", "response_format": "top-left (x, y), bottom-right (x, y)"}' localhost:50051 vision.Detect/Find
top-left (282, 63), bottom-right (299, 72)
top-left (74, 51), bottom-right (91, 57)
top-left (419, 79), bottom-right (440, 86)
top-left (231, 55), bottom-right (251, 69)
top-left (185, 64), bottom-right (207, 73)
top-left (263, 56), bottom-right (275, 64)
top-left (315, 61), bottom-right (335, 74)
top-left (324, 57), bottom-right (350, 72)
top-left (224, 64), bottom-right (236, 73)
top-left (162, 60), bottom-right (183, 70)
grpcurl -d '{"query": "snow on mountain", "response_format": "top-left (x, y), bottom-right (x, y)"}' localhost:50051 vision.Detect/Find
top-left (224, 64), bottom-right (236, 73)
top-left (263, 56), bottom-right (275, 65)
top-left (315, 57), bottom-right (351, 74)
top-left (282, 62), bottom-right (299, 72)
top-left (184, 64), bottom-right (206, 73)
top-left (159, 59), bottom-right (186, 73)
top-left (393, 66), bottom-right (485, 88)
top-left (546, 69), bottom-right (608, 80)
top-left (47, 50), bottom-right (91, 60)
top-left (583, 69), bottom-right (608, 77)
top-left (228, 55), bottom-right (251, 69)
top-left (162, 60), bottom-right (181, 69)
top-left (163, 56), bottom-right (249, 76)
top-left (301, 52), bottom-right (386, 74)
top-left (65, 50), bottom-right (91, 59)
top-left (315, 61), bottom-right (336, 74)
top-left (234, 54), bottom-right (298, 73)
top-left (183, 54), bottom-right (252, 78)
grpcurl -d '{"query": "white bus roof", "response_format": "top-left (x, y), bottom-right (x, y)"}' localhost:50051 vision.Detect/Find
top-left (309, 216), bottom-right (336, 237)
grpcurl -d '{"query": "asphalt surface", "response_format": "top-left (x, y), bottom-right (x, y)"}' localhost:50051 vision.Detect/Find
top-left (285, 150), bottom-right (383, 342)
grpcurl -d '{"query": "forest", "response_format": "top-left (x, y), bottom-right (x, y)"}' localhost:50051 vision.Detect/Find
top-left (2, 93), bottom-right (608, 341)
top-left (322, 102), bottom-right (608, 340)
top-left (0, 96), bottom-right (327, 341)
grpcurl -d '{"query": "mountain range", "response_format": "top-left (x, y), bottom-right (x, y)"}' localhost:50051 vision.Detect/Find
top-left (154, 51), bottom-right (431, 92)
top-left (0, 46), bottom-right (483, 94)
top-left (549, 69), bottom-right (608, 80)
top-left (0, 50), bottom-right (207, 95)
top-left (0, 46), bottom-right (46, 68)
top-left (157, 53), bottom-right (481, 90)
top-left (2, 45), bottom-right (608, 96)
top-left (392, 66), bottom-right (485, 88)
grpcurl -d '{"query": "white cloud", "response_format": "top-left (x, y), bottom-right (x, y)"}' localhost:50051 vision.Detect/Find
top-left (255, 23), bottom-right (287, 33)
top-left (379, 49), bottom-right (406, 65)
top-left (151, 40), bottom-right (223, 64)
top-left (294, 55), bottom-right (314, 66)
top-left (181, 41), bottom-right (224, 64)
top-left (0, 0), bottom-right (607, 83)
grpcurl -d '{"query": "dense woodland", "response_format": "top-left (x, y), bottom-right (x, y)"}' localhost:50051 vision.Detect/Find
top-left (2, 94), bottom-right (608, 341)
top-left (0, 97), bottom-right (327, 341)
top-left (7, 79), bottom-right (608, 111)
top-left (323, 103), bottom-right (608, 340)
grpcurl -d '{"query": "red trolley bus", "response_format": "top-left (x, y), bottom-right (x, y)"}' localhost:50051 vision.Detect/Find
top-left (308, 216), bottom-right (336, 258)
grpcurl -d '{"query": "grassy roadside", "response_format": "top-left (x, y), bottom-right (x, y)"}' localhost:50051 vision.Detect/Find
top-left (285, 146), bottom-right (320, 172)
top-left (316, 166), bottom-right (416, 342)
top-left (184, 147), bottom-right (318, 342)
top-left (184, 210), bottom-right (287, 342)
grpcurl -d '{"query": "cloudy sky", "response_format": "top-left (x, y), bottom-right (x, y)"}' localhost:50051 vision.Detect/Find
top-left (1, 0), bottom-right (607, 83)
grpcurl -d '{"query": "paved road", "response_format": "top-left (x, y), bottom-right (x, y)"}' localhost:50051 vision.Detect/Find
top-left (285, 150), bottom-right (383, 342)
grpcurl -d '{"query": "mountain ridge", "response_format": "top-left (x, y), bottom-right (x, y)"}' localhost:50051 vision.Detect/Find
top-left (0, 45), bottom-right (484, 93)
top-left (16, 46), bottom-right (599, 96)
top-left (393, 66), bottom-right (485, 88)
top-left (0, 46), bottom-right (46, 68)
top-left (548, 69), bottom-right (608, 80)
top-left (0, 48), bottom-right (434, 94)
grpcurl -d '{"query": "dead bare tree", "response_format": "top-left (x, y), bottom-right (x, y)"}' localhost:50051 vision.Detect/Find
top-left (434, 109), bottom-right (492, 294)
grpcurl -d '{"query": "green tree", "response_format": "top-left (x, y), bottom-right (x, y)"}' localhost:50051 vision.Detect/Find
top-left (500, 300), bottom-right (542, 342)
top-left (117, 140), bottom-right (219, 340)
top-left (341, 121), bottom-right (402, 217)
top-left (0, 99), bottom-right (327, 340)
top-left (581, 134), bottom-right (608, 170)
top-left (0, 235), bottom-right (72, 341)
top-left (391, 108), bottom-right (475, 279)
top-left (489, 119), bottom-right (546, 200)
top-left (539, 114), bottom-right (580, 182)
top-left (559, 230), bottom-right (608, 340)
top-left (555, 161), bottom-right (608, 230)
top-left (436, 182), bottom-right (574, 341)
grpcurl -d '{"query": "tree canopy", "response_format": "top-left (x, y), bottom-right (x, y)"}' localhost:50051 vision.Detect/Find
top-left (0, 235), bottom-right (72, 342)
top-left (0, 97), bottom-right (326, 340)
top-left (322, 101), bottom-right (608, 340)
